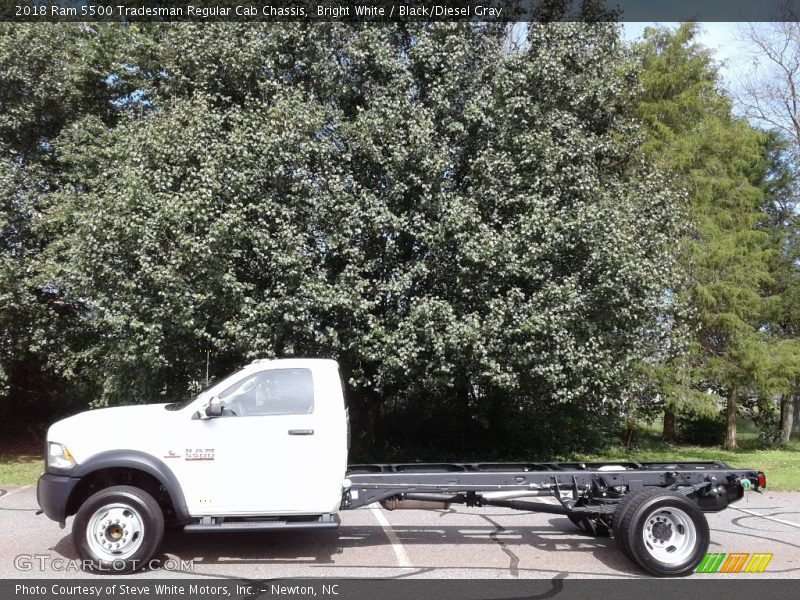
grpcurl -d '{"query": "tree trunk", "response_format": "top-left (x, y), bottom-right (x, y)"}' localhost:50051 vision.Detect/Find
top-left (625, 422), bottom-right (635, 449)
top-left (794, 396), bottom-right (800, 431)
top-left (663, 404), bottom-right (676, 442)
top-left (364, 398), bottom-right (381, 451)
top-left (625, 395), bottom-right (637, 450)
top-left (725, 388), bottom-right (737, 450)
top-left (779, 394), bottom-right (794, 445)
top-left (455, 376), bottom-right (471, 448)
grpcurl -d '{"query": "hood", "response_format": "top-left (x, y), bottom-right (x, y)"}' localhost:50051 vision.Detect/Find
top-left (47, 404), bottom-right (172, 464)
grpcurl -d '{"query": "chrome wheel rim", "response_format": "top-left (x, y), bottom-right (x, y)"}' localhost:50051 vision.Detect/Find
top-left (86, 503), bottom-right (145, 561)
top-left (641, 506), bottom-right (697, 565)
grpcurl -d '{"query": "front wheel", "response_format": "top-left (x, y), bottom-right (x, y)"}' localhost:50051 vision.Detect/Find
top-left (73, 485), bottom-right (164, 574)
top-left (615, 489), bottom-right (709, 577)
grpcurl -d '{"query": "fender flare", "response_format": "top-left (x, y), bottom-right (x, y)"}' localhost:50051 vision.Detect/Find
top-left (72, 450), bottom-right (190, 522)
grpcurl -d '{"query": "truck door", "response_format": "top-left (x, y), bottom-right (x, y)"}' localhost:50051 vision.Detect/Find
top-left (188, 366), bottom-right (343, 516)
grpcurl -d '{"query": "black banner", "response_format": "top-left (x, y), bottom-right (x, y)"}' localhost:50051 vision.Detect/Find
top-left (3, 579), bottom-right (800, 600)
top-left (2, 0), bottom-right (800, 23)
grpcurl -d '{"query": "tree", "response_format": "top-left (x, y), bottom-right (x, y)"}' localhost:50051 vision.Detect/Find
top-left (0, 23), bottom-right (147, 433)
top-left (5, 22), bottom-right (683, 457)
top-left (635, 23), bottom-right (788, 449)
top-left (737, 22), bottom-right (800, 445)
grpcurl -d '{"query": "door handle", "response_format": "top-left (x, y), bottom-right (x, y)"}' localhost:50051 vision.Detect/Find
top-left (288, 429), bottom-right (314, 435)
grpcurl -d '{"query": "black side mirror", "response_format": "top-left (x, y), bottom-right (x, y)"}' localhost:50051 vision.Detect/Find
top-left (205, 398), bottom-right (223, 418)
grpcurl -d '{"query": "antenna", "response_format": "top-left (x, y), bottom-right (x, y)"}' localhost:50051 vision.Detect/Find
top-left (203, 349), bottom-right (212, 385)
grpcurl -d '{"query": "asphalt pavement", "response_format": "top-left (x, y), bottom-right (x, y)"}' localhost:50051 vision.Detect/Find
top-left (0, 485), bottom-right (797, 579)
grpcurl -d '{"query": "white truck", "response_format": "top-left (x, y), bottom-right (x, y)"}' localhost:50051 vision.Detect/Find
top-left (37, 358), bottom-right (765, 577)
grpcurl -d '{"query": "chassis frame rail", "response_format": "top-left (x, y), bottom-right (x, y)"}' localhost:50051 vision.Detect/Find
top-left (342, 461), bottom-right (761, 513)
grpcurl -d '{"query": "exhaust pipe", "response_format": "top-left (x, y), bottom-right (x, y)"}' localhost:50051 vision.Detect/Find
top-left (380, 495), bottom-right (455, 510)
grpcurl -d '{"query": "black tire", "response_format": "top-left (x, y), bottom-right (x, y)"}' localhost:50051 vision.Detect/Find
top-left (73, 485), bottom-right (165, 574)
top-left (615, 489), bottom-right (709, 577)
top-left (612, 487), bottom-right (666, 561)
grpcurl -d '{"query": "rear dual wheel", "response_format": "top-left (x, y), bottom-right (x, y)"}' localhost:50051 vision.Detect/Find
top-left (613, 488), bottom-right (709, 577)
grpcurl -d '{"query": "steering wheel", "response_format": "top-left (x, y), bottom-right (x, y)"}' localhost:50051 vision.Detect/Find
top-left (224, 398), bottom-right (246, 416)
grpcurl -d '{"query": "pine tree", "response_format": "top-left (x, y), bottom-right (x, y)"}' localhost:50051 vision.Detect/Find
top-left (636, 23), bottom-right (784, 448)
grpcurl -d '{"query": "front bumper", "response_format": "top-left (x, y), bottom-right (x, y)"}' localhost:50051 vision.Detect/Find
top-left (37, 472), bottom-right (81, 526)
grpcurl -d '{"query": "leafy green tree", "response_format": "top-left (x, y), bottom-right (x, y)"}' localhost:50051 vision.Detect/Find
top-left (737, 23), bottom-right (800, 444)
top-left (635, 23), bottom-right (792, 448)
top-left (753, 132), bottom-right (800, 445)
top-left (0, 24), bottom-right (147, 432)
top-left (4, 22), bottom-right (683, 457)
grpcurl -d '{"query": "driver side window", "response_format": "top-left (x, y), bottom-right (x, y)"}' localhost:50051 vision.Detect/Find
top-left (218, 368), bottom-right (314, 417)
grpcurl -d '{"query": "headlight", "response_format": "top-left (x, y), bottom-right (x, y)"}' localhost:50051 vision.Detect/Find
top-left (47, 442), bottom-right (76, 470)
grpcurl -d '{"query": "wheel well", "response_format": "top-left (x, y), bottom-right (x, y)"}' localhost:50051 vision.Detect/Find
top-left (66, 468), bottom-right (177, 522)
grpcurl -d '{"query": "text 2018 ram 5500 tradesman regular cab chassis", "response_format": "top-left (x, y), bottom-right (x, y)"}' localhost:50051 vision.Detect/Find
top-left (37, 358), bottom-right (765, 577)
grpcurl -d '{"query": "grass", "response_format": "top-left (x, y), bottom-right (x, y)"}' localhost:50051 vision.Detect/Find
top-left (577, 442), bottom-right (800, 491)
top-left (575, 420), bottom-right (800, 491)
top-left (0, 436), bottom-right (43, 486)
top-left (0, 454), bottom-right (42, 486)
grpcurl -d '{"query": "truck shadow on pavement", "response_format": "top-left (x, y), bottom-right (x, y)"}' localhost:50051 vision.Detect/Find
top-left (50, 516), bottom-right (645, 577)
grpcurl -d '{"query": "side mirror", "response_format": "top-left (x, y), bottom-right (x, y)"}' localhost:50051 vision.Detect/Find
top-left (204, 397), bottom-right (223, 418)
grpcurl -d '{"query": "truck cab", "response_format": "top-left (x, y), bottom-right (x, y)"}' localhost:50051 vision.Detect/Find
top-left (38, 359), bottom-right (348, 571)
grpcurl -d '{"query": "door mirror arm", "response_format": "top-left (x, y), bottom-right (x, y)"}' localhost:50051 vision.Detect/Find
top-left (199, 397), bottom-right (223, 419)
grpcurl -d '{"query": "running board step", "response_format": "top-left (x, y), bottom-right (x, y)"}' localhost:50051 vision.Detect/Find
top-left (184, 514), bottom-right (340, 533)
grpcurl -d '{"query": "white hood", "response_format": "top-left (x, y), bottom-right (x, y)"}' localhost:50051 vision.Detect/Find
top-left (48, 404), bottom-right (174, 464)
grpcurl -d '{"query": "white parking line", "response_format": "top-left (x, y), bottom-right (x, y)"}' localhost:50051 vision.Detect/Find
top-left (370, 505), bottom-right (413, 568)
top-left (0, 484), bottom-right (32, 499)
top-left (731, 506), bottom-right (800, 529)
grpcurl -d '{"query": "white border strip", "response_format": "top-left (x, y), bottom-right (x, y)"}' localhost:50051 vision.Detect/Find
top-left (370, 505), bottom-right (413, 568)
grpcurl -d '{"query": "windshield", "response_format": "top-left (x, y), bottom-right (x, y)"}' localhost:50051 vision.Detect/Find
top-left (164, 369), bottom-right (238, 411)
